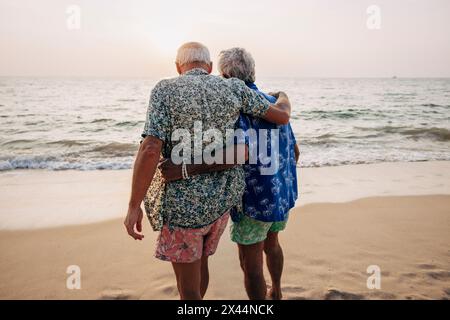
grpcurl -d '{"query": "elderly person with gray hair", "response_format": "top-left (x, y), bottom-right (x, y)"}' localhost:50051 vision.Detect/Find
top-left (124, 42), bottom-right (292, 300)
top-left (220, 48), bottom-right (299, 300)
top-left (160, 47), bottom-right (299, 300)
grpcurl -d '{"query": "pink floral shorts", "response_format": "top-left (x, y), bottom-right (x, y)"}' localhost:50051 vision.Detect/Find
top-left (155, 212), bottom-right (229, 263)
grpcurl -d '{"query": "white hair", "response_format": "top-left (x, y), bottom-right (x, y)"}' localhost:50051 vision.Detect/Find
top-left (175, 42), bottom-right (211, 66)
top-left (218, 47), bottom-right (256, 84)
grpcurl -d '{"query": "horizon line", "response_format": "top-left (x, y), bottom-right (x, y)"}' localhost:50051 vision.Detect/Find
top-left (1, 75), bottom-right (450, 80)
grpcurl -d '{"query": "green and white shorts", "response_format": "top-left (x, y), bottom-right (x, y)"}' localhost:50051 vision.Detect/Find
top-left (230, 214), bottom-right (288, 245)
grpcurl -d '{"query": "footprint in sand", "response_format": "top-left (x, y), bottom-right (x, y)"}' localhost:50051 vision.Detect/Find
top-left (443, 288), bottom-right (450, 297)
top-left (98, 289), bottom-right (136, 300)
top-left (414, 263), bottom-right (450, 281)
top-left (381, 270), bottom-right (390, 277)
top-left (405, 294), bottom-right (428, 300)
top-left (425, 270), bottom-right (450, 281)
top-left (400, 272), bottom-right (418, 279)
top-left (324, 289), bottom-right (364, 300)
top-left (266, 285), bottom-right (307, 300)
top-left (158, 284), bottom-right (178, 296)
top-left (367, 291), bottom-right (397, 299)
top-left (416, 263), bottom-right (437, 270)
top-left (281, 285), bottom-right (307, 294)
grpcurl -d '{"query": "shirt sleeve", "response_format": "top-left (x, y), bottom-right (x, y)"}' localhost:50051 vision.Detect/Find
top-left (233, 79), bottom-right (271, 117)
top-left (141, 81), bottom-right (170, 142)
top-left (234, 113), bottom-right (251, 145)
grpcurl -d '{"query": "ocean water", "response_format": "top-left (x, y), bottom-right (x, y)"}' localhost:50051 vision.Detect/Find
top-left (0, 77), bottom-right (449, 171)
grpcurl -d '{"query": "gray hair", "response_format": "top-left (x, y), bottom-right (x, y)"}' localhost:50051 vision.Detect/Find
top-left (175, 42), bottom-right (211, 66)
top-left (218, 47), bottom-right (256, 84)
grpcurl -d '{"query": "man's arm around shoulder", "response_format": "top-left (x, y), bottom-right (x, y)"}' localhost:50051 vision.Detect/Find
top-left (262, 91), bottom-right (291, 125)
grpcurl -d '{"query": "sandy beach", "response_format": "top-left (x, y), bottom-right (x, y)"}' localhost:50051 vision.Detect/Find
top-left (2, 0), bottom-right (450, 303)
top-left (0, 161), bottom-right (449, 299)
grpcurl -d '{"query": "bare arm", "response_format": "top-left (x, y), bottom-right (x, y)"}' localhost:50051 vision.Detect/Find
top-left (160, 144), bottom-right (248, 182)
top-left (124, 136), bottom-right (162, 240)
top-left (294, 143), bottom-right (300, 164)
top-left (261, 91), bottom-right (291, 125)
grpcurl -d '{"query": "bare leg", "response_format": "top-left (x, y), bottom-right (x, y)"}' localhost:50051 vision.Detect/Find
top-left (264, 232), bottom-right (284, 300)
top-left (238, 242), bottom-right (267, 300)
top-left (171, 259), bottom-right (202, 300)
top-left (200, 255), bottom-right (209, 298)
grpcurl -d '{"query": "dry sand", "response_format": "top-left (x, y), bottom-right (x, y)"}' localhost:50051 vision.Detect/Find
top-left (0, 199), bottom-right (449, 299)
top-left (0, 162), bottom-right (449, 300)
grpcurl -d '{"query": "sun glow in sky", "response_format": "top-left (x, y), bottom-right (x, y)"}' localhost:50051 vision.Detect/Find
top-left (1, 0), bottom-right (449, 78)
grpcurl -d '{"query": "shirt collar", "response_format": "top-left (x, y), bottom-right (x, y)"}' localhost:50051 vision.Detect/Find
top-left (246, 82), bottom-right (277, 103)
top-left (183, 68), bottom-right (209, 76)
top-left (246, 82), bottom-right (258, 90)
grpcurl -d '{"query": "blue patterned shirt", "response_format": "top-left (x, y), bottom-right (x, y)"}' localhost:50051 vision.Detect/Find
top-left (232, 83), bottom-right (298, 223)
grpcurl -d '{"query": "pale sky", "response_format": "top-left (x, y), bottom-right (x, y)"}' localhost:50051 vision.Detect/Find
top-left (1, 0), bottom-right (449, 78)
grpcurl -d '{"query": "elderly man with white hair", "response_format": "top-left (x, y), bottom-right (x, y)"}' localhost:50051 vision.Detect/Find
top-left (160, 47), bottom-right (299, 300)
top-left (124, 42), bottom-right (292, 300)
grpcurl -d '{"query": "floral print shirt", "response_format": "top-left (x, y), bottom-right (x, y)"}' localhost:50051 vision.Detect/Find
top-left (142, 68), bottom-right (271, 230)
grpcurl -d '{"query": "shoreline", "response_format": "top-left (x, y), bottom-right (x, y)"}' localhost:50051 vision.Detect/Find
top-left (1, 160), bottom-right (449, 230)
